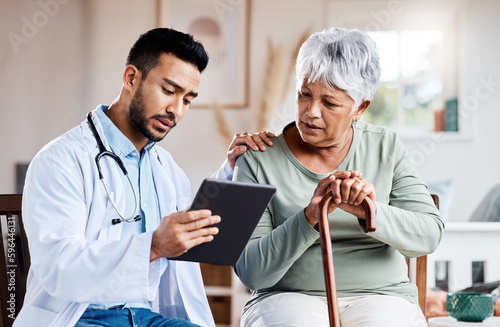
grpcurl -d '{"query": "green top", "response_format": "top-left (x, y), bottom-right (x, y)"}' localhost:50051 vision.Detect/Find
top-left (233, 121), bottom-right (444, 312)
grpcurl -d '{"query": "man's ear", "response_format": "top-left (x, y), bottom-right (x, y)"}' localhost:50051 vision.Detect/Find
top-left (122, 65), bottom-right (141, 91)
top-left (354, 99), bottom-right (371, 121)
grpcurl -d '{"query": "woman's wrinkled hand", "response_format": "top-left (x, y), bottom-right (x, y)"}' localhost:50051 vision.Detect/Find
top-left (304, 170), bottom-right (376, 227)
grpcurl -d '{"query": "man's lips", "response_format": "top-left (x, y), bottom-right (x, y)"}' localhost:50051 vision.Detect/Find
top-left (156, 117), bottom-right (175, 129)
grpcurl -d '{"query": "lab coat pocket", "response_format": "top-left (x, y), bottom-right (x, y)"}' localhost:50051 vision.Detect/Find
top-left (14, 304), bottom-right (58, 327)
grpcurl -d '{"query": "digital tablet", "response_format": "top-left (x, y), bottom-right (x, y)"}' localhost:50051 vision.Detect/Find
top-left (169, 178), bottom-right (276, 266)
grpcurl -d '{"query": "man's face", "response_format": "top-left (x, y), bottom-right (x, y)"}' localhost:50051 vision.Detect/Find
top-left (129, 53), bottom-right (201, 143)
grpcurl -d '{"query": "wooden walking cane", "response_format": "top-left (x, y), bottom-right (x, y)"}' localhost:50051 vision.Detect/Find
top-left (317, 194), bottom-right (377, 327)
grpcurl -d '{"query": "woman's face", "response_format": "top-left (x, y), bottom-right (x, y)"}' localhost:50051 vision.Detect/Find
top-left (295, 79), bottom-right (367, 148)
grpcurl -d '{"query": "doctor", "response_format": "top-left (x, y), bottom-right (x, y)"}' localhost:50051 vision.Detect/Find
top-left (16, 28), bottom-right (274, 327)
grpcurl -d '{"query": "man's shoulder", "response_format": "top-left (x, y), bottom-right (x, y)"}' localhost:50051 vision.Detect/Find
top-left (35, 123), bottom-right (93, 162)
top-left (149, 145), bottom-right (187, 174)
top-left (150, 145), bottom-right (175, 163)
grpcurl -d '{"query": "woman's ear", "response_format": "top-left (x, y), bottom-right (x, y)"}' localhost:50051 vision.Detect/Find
top-left (354, 99), bottom-right (371, 121)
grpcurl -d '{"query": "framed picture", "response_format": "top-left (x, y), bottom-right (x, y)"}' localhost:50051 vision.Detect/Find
top-left (157, 0), bottom-right (251, 108)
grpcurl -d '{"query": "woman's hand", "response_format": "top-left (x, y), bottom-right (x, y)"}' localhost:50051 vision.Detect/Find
top-left (330, 172), bottom-right (376, 219)
top-left (304, 170), bottom-right (376, 227)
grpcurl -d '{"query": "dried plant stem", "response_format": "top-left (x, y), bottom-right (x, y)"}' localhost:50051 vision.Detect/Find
top-left (281, 29), bottom-right (311, 103)
top-left (212, 30), bottom-right (310, 144)
top-left (258, 38), bottom-right (285, 131)
top-left (212, 101), bottom-right (233, 146)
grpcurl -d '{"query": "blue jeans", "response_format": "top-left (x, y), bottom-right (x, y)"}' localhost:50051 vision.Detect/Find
top-left (75, 307), bottom-right (202, 327)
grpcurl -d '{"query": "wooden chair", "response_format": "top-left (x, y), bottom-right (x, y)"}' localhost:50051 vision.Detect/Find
top-left (318, 194), bottom-right (439, 327)
top-left (406, 194), bottom-right (439, 319)
top-left (0, 194), bottom-right (30, 327)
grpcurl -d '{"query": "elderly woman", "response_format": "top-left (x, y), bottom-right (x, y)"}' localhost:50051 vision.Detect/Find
top-left (233, 28), bottom-right (443, 327)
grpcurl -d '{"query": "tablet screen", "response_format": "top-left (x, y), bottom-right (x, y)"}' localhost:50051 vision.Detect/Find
top-left (169, 178), bottom-right (276, 266)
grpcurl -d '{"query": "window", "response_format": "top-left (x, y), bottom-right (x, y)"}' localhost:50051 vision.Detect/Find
top-left (435, 260), bottom-right (450, 291)
top-left (365, 30), bottom-right (445, 134)
top-left (472, 261), bottom-right (485, 285)
top-left (327, 2), bottom-right (462, 138)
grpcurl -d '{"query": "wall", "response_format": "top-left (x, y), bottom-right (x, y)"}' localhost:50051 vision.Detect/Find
top-left (1, 0), bottom-right (499, 222)
top-left (0, 0), bottom-right (86, 190)
top-left (403, 0), bottom-right (500, 221)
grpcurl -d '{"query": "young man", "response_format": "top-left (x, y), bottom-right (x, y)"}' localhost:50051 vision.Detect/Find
top-left (15, 28), bottom-right (273, 327)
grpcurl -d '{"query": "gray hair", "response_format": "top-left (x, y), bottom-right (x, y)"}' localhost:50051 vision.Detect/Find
top-left (296, 28), bottom-right (381, 109)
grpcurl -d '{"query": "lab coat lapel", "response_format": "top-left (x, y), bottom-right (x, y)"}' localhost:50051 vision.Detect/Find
top-left (149, 150), bottom-right (179, 217)
top-left (175, 261), bottom-right (215, 325)
top-left (83, 110), bottom-right (125, 240)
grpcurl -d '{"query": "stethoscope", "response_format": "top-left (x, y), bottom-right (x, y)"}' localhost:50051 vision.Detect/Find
top-left (87, 112), bottom-right (141, 225)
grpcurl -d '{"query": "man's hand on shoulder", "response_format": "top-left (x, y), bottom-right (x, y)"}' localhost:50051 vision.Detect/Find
top-left (227, 131), bottom-right (275, 169)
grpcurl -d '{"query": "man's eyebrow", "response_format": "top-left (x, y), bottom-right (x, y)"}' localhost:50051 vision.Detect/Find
top-left (163, 78), bottom-right (198, 98)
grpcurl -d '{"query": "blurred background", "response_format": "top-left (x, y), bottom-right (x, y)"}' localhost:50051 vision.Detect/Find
top-left (1, 0), bottom-right (500, 223)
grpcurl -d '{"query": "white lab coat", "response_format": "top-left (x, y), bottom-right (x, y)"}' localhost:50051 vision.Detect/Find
top-left (14, 109), bottom-right (216, 327)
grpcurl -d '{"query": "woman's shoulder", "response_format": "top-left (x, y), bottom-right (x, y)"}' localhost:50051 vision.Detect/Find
top-left (357, 120), bottom-right (394, 134)
top-left (242, 134), bottom-right (286, 161)
top-left (355, 121), bottom-right (406, 159)
top-left (357, 121), bottom-right (400, 143)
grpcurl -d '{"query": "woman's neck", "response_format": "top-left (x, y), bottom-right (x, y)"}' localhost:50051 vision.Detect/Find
top-left (284, 125), bottom-right (354, 174)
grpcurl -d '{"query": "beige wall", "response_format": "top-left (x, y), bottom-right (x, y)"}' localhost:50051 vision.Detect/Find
top-left (403, 0), bottom-right (500, 221)
top-left (1, 0), bottom-right (500, 221)
top-left (1, 0), bottom-right (85, 188)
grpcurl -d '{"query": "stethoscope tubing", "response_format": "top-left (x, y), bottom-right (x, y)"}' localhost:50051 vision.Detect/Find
top-left (86, 112), bottom-right (141, 225)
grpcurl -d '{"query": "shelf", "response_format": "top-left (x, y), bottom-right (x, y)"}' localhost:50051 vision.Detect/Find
top-left (442, 222), bottom-right (500, 232)
top-left (399, 131), bottom-right (473, 142)
top-left (205, 286), bottom-right (233, 296)
top-left (200, 263), bottom-right (250, 327)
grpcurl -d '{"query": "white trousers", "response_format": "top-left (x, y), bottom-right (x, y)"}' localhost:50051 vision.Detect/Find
top-left (241, 292), bottom-right (427, 327)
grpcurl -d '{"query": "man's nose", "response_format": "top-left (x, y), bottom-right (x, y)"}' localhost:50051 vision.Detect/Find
top-left (167, 96), bottom-right (184, 117)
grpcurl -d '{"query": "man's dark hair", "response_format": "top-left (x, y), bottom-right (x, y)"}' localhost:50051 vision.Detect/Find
top-left (126, 28), bottom-right (209, 79)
